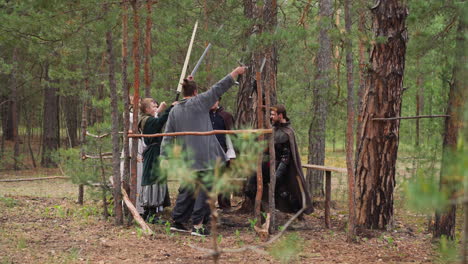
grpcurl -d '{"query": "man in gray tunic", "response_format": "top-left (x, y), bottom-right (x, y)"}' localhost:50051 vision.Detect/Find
top-left (161, 66), bottom-right (246, 236)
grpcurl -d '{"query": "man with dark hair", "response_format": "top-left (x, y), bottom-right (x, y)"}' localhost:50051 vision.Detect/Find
top-left (161, 66), bottom-right (246, 236)
top-left (246, 104), bottom-right (313, 215)
top-left (209, 98), bottom-right (235, 209)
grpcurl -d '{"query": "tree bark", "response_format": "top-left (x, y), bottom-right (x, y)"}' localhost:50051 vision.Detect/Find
top-left (62, 94), bottom-right (79, 147)
top-left (355, 0), bottom-right (408, 229)
top-left (41, 63), bottom-right (60, 168)
top-left (235, 0), bottom-right (260, 128)
top-left (107, 19), bottom-right (124, 225)
top-left (434, 5), bottom-right (467, 239)
top-left (344, 0), bottom-right (356, 240)
top-left (355, 0), bottom-right (368, 153)
top-left (307, 0), bottom-right (333, 197)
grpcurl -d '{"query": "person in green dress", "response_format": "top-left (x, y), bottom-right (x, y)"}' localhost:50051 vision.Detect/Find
top-left (138, 98), bottom-right (176, 223)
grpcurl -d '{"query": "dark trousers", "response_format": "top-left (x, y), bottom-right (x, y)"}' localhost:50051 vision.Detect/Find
top-left (172, 171), bottom-right (211, 225)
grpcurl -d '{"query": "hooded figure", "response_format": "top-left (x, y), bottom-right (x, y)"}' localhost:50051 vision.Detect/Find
top-left (246, 104), bottom-right (313, 215)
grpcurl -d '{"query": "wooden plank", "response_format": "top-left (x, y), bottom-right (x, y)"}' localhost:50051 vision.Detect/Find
top-left (325, 171), bottom-right (331, 228)
top-left (302, 164), bottom-right (346, 173)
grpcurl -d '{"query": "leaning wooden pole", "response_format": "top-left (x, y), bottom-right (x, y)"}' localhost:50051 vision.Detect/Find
top-left (130, 0), bottom-right (141, 206)
top-left (110, 177), bottom-right (154, 235)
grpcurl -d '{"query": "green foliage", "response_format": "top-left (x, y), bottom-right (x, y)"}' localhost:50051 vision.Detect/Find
top-left (248, 218), bottom-right (258, 231)
top-left (404, 169), bottom-right (448, 214)
top-left (0, 196), bottom-right (18, 208)
top-left (435, 236), bottom-right (459, 263)
top-left (268, 232), bottom-right (305, 264)
top-left (16, 237), bottom-right (27, 249)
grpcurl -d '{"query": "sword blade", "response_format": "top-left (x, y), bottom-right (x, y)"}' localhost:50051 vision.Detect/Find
top-left (190, 43), bottom-right (212, 77)
top-left (176, 20), bottom-right (198, 93)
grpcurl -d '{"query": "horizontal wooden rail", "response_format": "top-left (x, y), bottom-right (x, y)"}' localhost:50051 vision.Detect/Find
top-left (128, 128), bottom-right (272, 138)
top-left (0, 176), bottom-right (70, 182)
top-left (302, 164), bottom-right (346, 173)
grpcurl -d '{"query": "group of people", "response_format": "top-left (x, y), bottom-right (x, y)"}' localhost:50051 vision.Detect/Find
top-left (123, 66), bottom-right (313, 237)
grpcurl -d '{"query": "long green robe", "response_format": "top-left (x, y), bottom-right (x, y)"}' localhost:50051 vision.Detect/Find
top-left (139, 107), bottom-right (171, 185)
top-left (139, 107), bottom-right (172, 208)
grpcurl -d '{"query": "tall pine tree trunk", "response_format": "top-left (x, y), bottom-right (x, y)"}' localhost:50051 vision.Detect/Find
top-left (434, 4), bottom-right (467, 239)
top-left (307, 0), bottom-right (333, 197)
top-left (130, 0), bottom-right (141, 205)
top-left (41, 63), bottom-right (60, 168)
top-left (355, 0), bottom-right (408, 229)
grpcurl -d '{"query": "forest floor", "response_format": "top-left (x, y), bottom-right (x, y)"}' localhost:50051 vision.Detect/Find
top-left (0, 168), bottom-right (442, 264)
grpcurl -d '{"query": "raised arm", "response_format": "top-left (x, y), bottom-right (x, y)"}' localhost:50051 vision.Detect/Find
top-left (196, 66), bottom-right (246, 111)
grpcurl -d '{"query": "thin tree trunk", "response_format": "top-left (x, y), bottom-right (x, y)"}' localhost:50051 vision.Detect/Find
top-left (107, 18), bottom-right (123, 225)
top-left (79, 47), bottom-right (90, 205)
top-left (63, 94), bottom-right (79, 148)
top-left (122, 0), bottom-right (131, 213)
top-left (41, 63), bottom-right (60, 168)
top-left (130, 0), bottom-right (141, 206)
top-left (355, 0), bottom-right (408, 229)
top-left (1, 98), bottom-right (14, 141)
top-left (144, 0), bottom-right (152, 98)
top-left (265, 52), bottom-right (276, 232)
top-left (254, 70), bottom-right (264, 222)
top-left (344, 0), bottom-right (355, 240)
top-left (23, 105), bottom-right (37, 168)
top-left (11, 48), bottom-right (20, 170)
top-left (415, 57), bottom-right (424, 147)
top-left (307, 0), bottom-right (333, 197)
top-left (98, 142), bottom-right (109, 220)
top-left (434, 5), bottom-right (467, 238)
